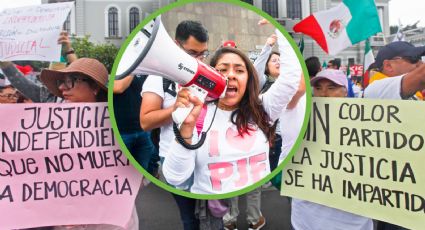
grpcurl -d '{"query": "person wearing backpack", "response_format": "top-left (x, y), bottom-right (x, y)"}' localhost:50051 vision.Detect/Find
top-left (140, 20), bottom-right (210, 230)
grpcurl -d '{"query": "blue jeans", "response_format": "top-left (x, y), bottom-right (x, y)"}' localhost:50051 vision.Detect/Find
top-left (172, 194), bottom-right (199, 230)
top-left (270, 134), bottom-right (282, 171)
top-left (161, 157), bottom-right (198, 230)
top-left (120, 131), bottom-right (155, 172)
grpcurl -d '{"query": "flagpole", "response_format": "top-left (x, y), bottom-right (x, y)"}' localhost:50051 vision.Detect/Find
top-left (362, 39), bottom-right (367, 75)
top-left (362, 39), bottom-right (367, 89)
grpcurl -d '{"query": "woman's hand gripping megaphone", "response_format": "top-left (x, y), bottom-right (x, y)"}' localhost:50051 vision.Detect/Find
top-left (172, 70), bottom-right (228, 125)
top-left (172, 87), bottom-right (205, 140)
top-left (172, 85), bottom-right (208, 125)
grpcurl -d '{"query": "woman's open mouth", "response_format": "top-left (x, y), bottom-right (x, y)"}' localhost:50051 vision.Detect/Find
top-left (225, 86), bottom-right (238, 97)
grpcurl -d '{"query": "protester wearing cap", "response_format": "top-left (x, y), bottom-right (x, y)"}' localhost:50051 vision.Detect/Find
top-left (362, 43), bottom-right (420, 230)
top-left (40, 58), bottom-right (108, 102)
top-left (288, 68), bottom-right (373, 230)
top-left (364, 41), bottom-right (425, 100)
top-left (311, 69), bottom-right (348, 97)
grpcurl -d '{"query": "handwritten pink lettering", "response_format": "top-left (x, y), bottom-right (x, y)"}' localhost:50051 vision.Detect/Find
top-left (1, 14), bottom-right (56, 25)
top-left (0, 38), bottom-right (49, 59)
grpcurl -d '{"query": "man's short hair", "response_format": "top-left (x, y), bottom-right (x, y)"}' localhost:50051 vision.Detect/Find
top-left (175, 20), bottom-right (209, 43)
top-left (305, 56), bottom-right (321, 78)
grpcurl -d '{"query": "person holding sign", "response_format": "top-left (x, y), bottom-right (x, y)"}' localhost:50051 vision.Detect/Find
top-left (140, 20), bottom-right (210, 230)
top-left (0, 31), bottom-right (78, 103)
top-left (288, 69), bottom-right (373, 230)
top-left (162, 30), bottom-right (301, 194)
top-left (58, 31), bottom-right (78, 64)
top-left (362, 41), bottom-right (424, 230)
top-left (38, 58), bottom-right (138, 229)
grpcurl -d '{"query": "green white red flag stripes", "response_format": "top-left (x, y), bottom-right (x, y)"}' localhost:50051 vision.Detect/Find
top-left (364, 38), bottom-right (375, 71)
top-left (293, 0), bottom-right (382, 55)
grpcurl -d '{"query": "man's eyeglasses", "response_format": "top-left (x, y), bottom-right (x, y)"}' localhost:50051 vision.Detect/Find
top-left (391, 56), bottom-right (421, 64)
top-left (177, 42), bottom-right (209, 59)
top-left (56, 75), bottom-right (89, 89)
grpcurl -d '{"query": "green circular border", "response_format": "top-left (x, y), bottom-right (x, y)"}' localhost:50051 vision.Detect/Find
top-left (108, 0), bottom-right (312, 199)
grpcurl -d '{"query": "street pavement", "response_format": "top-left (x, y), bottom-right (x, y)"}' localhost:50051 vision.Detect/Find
top-left (135, 183), bottom-right (292, 230)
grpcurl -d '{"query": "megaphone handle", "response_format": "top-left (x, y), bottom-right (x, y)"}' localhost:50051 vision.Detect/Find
top-left (172, 104), bottom-right (194, 124)
top-left (172, 85), bottom-right (208, 125)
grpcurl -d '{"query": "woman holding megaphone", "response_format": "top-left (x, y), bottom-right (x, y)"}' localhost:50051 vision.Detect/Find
top-left (163, 30), bottom-right (302, 194)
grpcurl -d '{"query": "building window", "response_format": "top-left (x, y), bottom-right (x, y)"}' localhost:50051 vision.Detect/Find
top-left (108, 7), bottom-right (119, 37)
top-left (241, 0), bottom-right (253, 4)
top-left (287, 0), bottom-right (302, 19)
top-left (262, 0), bottom-right (278, 18)
top-left (348, 58), bottom-right (355, 66)
top-left (63, 14), bottom-right (71, 33)
top-left (129, 7), bottom-right (140, 32)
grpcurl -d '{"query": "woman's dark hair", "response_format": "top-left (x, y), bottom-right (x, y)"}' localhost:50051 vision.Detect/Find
top-left (210, 47), bottom-right (274, 142)
top-left (265, 51), bottom-right (280, 76)
top-left (305, 56), bottom-right (321, 78)
top-left (86, 78), bottom-right (107, 102)
top-left (96, 90), bottom-right (107, 102)
top-left (16, 91), bottom-right (29, 103)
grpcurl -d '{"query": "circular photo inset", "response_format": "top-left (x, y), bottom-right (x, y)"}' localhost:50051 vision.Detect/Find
top-left (109, 0), bottom-right (310, 199)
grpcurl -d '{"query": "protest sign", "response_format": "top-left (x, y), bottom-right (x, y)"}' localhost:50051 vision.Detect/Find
top-left (0, 103), bottom-right (142, 229)
top-left (0, 2), bottom-right (73, 62)
top-left (282, 98), bottom-right (424, 230)
top-left (350, 65), bottom-right (363, 76)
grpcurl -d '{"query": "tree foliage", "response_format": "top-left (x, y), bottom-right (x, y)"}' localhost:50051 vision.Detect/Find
top-left (71, 35), bottom-right (119, 73)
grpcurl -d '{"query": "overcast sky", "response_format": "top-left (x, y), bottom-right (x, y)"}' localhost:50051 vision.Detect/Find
top-left (388, 0), bottom-right (424, 27)
top-left (0, 0), bottom-right (41, 11)
top-left (1, 0), bottom-right (423, 27)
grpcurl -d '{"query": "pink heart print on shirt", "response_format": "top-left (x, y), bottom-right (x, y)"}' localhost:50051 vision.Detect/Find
top-left (225, 127), bottom-right (257, 152)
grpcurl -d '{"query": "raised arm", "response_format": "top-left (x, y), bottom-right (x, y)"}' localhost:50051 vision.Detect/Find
top-left (58, 31), bottom-right (78, 63)
top-left (260, 30), bottom-right (302, 122)
top-left (254, 34), bottom-right (277, 89)
top-left (0, 61), bottom-right (44, 102)
top-left (400, 62), bottom-right (425, 98)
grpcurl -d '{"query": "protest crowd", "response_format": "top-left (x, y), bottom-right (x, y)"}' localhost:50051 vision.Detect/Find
top-left (1, 1), bottom-right (424, 230)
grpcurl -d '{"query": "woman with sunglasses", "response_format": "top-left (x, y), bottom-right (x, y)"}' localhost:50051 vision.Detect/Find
top-left (162, 31), bottom-right (302, 194)
top-left (40, 58), bottom-right (108, 103)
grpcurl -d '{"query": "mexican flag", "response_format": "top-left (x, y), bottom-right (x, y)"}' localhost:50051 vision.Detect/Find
top-left (293, 0), bottom-right (382, 55)
top-left (364, 38), bottom-right (374, 71)
top-left (363, 38), bottom-right (374, 87)
top-left (298, 36), bottom-right (305, 54)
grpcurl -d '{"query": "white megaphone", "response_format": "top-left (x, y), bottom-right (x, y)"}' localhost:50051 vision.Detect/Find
top-left (116, 16), bottom-right (227, 124)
